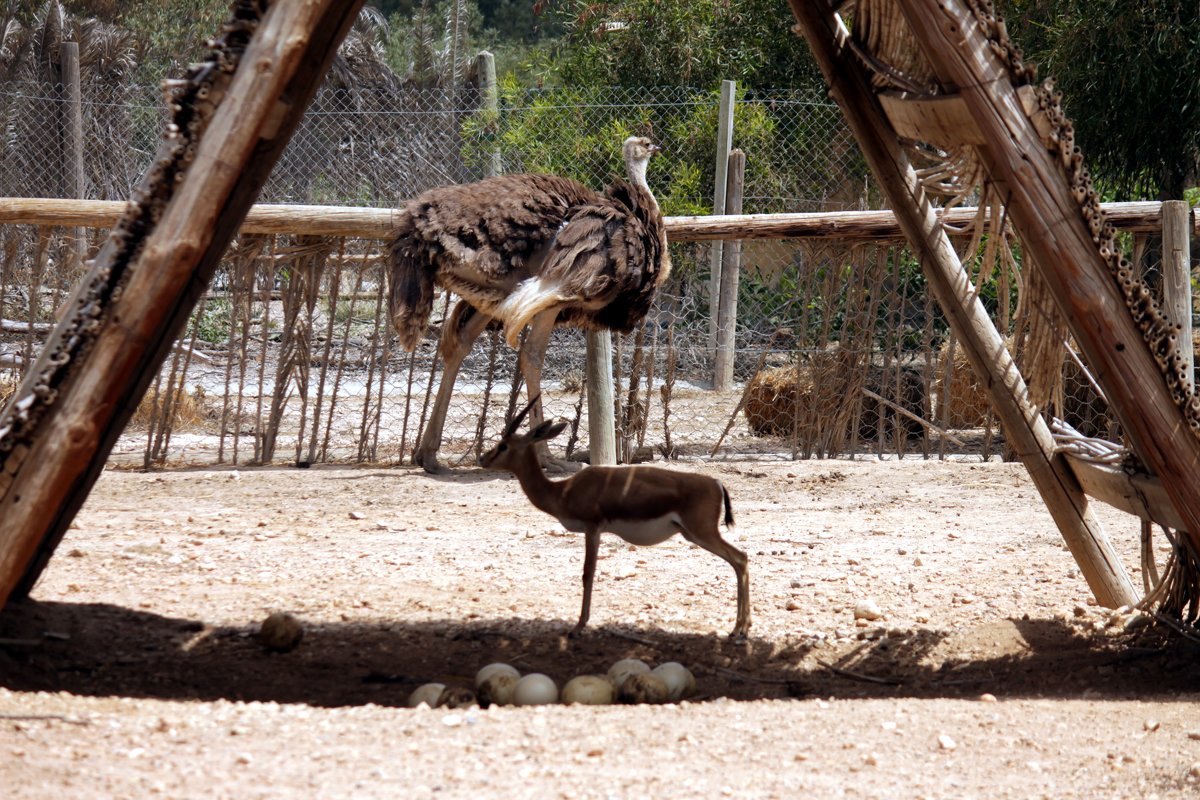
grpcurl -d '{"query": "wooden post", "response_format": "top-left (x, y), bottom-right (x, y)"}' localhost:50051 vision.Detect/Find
top-left (1163, 200), bottom-right (1193, 392)
top-left (707, 79), bottom-right (736, 355)
top-left (585, 330), bottom-right (616, 466)
top-left (472, 51), bottom-right (502, 178)
top-left (0, 0), bottom-right (366, 611)
top-left (895, 0), bottom-right (1200, 578)
top-left (60, 41), bottom-right (85, 271)
top-left (714, 149), bottom-right (745, 391)
top-left (789, 0), bottom-right (1136, 607)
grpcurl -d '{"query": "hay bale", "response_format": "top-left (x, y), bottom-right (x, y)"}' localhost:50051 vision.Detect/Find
top-left (744, 364), bottom-right (805, 437)
top-left (129, 383), bottom-right (213, 431)
top-left (933, 341), bottom-right (992, 429)
top-left (745, 354), bottom-right (927, 443)
top-left (744, 352), bottom-right (854, 438)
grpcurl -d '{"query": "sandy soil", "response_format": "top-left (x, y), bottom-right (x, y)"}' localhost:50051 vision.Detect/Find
top-left (3, 457), bottom-right (1200, 798)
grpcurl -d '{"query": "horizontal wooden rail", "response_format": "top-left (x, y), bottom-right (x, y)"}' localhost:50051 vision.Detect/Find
top-left (0, 197), bottom-right (1178, 242)
top-left (1063, 455), bottom-right (1188, 531)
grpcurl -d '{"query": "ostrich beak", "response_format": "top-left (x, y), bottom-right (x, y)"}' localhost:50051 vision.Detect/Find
top-left (649, 144), bottom-right (662, 155)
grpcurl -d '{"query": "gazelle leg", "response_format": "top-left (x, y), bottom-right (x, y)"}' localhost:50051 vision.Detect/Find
top-left (570, 526), bottom-right (601, 638)
top-left (415, 302), bottom-right (491, 474)
top-left (518, 309), bottom-right (580, 473)
top-left (680, 525), bottom-right (751, 640)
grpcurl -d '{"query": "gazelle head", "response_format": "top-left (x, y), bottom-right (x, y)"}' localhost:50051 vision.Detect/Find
top-left (479, 394), bottom-right (567, 471)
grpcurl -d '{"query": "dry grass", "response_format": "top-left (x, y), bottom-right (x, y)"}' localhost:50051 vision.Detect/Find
top-left (0, 374), bottom-right (17, 410)
top-left (129, 383), bottom-right (214, 431)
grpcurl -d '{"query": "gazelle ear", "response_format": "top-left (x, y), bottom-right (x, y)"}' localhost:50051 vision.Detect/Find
top-left (530, 420), bottom-right (567, 442)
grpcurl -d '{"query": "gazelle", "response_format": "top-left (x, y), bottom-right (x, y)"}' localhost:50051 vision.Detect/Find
top-left (480, 397), bottom-right (751, 640)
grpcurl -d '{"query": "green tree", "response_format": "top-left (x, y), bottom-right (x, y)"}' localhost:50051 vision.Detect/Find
top-left (56, 0), bottom-right (228, 79)
top-left (999, 0), bottom-right (1200, 200)
top-left (552, 0), bottom-right (822, 90)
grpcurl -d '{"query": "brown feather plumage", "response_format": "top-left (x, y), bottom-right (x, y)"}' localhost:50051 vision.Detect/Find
top-left (387, 140), bottom-right (670, 351)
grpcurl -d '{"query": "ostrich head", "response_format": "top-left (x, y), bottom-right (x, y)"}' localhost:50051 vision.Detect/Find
top-left (622, 135), bottom-right (660, 190)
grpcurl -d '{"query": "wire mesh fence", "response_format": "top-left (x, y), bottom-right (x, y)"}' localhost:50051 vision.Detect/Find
top-left (0, 76), bottom-right (1166, 468)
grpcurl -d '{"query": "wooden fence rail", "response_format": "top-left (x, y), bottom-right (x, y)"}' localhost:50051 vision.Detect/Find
top-left (0, 197), bottom-right (1183, 242)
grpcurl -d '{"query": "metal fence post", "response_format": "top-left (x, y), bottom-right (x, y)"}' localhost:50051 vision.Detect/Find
top-left (707, 80), bottom-right (736, 360)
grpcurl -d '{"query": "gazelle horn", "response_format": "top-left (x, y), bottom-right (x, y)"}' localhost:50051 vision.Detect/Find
top-left (506, 393), bottom-right (541, 437)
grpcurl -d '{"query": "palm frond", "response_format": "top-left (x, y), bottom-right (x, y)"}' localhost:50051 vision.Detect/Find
top-left (33, 0), bottom-right (63, 82)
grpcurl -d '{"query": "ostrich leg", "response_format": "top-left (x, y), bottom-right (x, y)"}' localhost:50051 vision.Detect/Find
top-left (518, 309), bottom-right (581, 473)
top-left (414, 302), bottom-right (491, 473)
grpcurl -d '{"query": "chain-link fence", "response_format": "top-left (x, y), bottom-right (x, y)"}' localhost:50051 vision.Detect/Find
top-left (0, 76), bottom-right (1163, 467)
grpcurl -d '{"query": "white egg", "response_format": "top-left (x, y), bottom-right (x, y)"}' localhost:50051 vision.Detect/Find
top-left (474, 662), bottom-right (520, 689)
top-left (561, 675), bottom-right (615, 706)
top-left (607, 658), bottom-right (650, 688)
top-left (651, 662), bottom-right (696, 701)
top-left (407, 682), bottom-right (445, 708)
top-left (477, 673), bottom-right (519, 707)
top-left (513, 673), bottom-right (559, 705)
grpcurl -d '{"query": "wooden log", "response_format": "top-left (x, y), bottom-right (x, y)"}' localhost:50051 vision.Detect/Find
top-left (708, 80), bottom-right (737, 351)
top-left (897, 0), bottom-right (1200, 566)
top-left (714, 149), bottom-right (746, 391)
top-left (667, 201), bottom-right (1175, 240)
top-left (1063, 456), bottom-right (1188, 531)
top-left (0, 197), bottom-right (1174, 243)
top-left (0, 319), bottom-right (53, 334)
top-left (471, 51), bottom-right (501, 179)
top-left (585, 331), bottom-right (616, 466)
top-left (0, 0), bottom-right (366, 610)
top-left (789, 0), bottom-right (1136, 607)
top-left (878, 86), bottom-right (1040, 149)
top-left (0, 198), bottom-right (401, 239)
top-left (60, 41), bottom-right (85, 272)
top-left (1162, 200), bottom-right (1194, 393)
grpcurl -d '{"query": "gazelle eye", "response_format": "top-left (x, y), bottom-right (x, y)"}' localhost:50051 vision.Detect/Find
top-left (498, 443), bottom-right (507, 451)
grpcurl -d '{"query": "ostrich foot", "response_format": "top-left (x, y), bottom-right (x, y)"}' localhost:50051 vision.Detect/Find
top-left (413, 448), bottom-right (450, 475)
top-left (542, 456), bottom-right (584, 475)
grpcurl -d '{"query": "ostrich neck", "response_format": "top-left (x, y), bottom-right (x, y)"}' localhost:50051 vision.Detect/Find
top-left (625, 157), bottom-right (658, 210)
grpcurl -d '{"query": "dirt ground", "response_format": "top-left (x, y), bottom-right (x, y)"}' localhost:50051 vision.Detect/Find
top-left (3, 456), bottom-right (1200, 798)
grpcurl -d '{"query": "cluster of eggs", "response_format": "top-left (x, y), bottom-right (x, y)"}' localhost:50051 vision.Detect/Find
top-left (407, 658), bottom-right (696, 709)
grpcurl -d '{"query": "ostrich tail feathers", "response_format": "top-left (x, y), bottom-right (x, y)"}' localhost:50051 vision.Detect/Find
top-left (387, 234), bottom-right (435, 352)
top-left (494, 277), bottom-right (569, 347)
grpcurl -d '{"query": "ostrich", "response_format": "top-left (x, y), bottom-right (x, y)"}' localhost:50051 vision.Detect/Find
top-left (388, 136), bottom-right (670, 473)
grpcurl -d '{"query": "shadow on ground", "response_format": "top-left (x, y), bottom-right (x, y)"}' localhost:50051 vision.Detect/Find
top-left (2, 599), bottom-right (1198, 707)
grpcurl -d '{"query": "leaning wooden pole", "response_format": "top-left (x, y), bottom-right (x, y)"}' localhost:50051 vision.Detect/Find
top-left (895, 0), bottom-right (1200, 565)
top-left (788, 0), bottom-right (1135, 606)
top-left (0, 0), bottom-right (365, 611)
